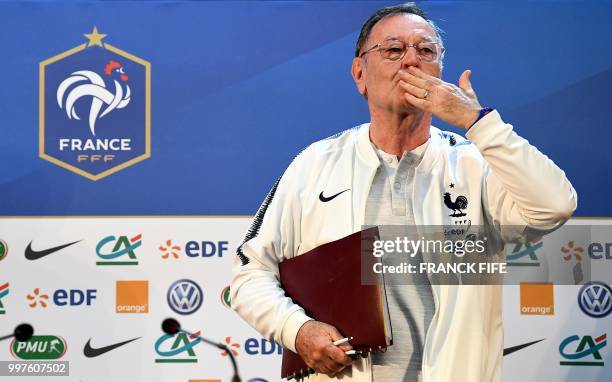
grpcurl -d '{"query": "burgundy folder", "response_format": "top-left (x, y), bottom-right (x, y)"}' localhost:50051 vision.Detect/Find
top-left (279, 227), bottom-right (391, 380)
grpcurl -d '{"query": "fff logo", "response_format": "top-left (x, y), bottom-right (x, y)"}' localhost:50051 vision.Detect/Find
top-left (39, 27), bottom-right (151, 180)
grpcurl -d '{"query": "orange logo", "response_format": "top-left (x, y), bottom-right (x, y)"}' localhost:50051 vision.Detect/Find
top-left (27, 288), bottom-right (49, 308)
top-left (220, 337), bottom-right (240, 356)
top-left (115, 280), bottom-right (149, 313)
top-left (159, 240), bottom-right (181, 259)
top-left (520, 283), bottom-right (554, 315)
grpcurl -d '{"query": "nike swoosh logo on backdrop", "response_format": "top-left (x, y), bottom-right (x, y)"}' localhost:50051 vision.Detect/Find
top-left (83, 337), bottom-right (141, 358)
top-left (25, 240), bottom-right (81, 260)
top-left (503, 339), bottom-right (544, 356)
top-left (319, 189), bottom-right (350, 202)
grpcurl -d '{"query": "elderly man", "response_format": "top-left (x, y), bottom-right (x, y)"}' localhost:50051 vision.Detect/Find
top-left (231, 3), bottom-right (576, 381)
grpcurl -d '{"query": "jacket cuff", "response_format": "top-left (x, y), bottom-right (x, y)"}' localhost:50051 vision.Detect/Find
top-left (280, 310), bottom-right (314, 353)
top-left (465, 109), bottom-right (507, 146)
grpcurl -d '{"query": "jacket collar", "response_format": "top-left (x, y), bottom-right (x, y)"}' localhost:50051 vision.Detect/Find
top-left (356, 123), bottom-right (446, 174)
top-left (355, 123), bottom-right (379, 168)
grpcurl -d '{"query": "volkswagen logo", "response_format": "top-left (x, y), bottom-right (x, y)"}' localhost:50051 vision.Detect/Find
top-left (167, 279), bottom-right (203, 315)
top-left (578, 281), bottom-right (612, 318)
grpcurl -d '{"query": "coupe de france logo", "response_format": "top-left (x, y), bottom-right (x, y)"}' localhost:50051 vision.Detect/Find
top-left (39, 27), bottom-right (151, 180)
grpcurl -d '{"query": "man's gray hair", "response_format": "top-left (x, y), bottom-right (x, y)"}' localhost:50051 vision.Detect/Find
top-left (355, 3), bottom-right (445, 64)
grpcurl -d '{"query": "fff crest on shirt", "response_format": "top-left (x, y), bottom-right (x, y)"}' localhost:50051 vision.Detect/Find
top-left (39, 27), bottom-right (151, 181)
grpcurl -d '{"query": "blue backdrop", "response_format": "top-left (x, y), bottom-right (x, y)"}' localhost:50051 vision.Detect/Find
top-left (0, 0), bottom-right (610, 216)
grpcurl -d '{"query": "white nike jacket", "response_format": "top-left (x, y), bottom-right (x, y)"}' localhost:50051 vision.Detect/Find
top-left (231, 111), bottom-right (577, 382)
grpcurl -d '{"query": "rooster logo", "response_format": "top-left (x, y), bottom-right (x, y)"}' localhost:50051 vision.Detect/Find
top-left (443, 192), bottom-right (468, 217)
top-left (56, 59), bottom-right (131, 136)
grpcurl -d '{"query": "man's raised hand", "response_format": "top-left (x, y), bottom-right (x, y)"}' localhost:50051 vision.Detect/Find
top-left (399, 66), bottom-right (482, 129)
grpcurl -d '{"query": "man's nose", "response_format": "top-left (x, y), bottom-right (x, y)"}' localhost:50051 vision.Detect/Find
top-left (401, 46), bottom-right (420, 68)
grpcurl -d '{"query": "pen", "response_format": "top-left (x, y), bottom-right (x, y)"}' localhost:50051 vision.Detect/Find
top-left (332, 337), bottom-right (353, 346)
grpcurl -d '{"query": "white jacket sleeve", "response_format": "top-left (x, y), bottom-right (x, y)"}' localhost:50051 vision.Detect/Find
top-left (230, 152), bottom-right (313, 353)
top-left (466, 110), bottom-right (577, 236)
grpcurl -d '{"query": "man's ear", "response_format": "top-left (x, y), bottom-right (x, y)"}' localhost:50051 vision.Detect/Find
top-left (351, 57), bottom-right (367, 97)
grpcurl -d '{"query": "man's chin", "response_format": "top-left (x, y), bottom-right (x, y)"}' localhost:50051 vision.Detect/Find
top-left (398, 101), bottom-right (422, 114)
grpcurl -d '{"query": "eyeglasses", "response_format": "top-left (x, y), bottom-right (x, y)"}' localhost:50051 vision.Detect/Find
top-left (359, 39), bottom-right (443, 63)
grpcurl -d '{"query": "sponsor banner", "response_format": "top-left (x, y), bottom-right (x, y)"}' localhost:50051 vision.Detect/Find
top-left (0, 217), bottom-right (610, 382)
top-left (0, 217), bottom-right (283, 381)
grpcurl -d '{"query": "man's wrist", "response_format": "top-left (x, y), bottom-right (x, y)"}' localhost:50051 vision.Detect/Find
top-left (467, 107), bottom-right (494, 130)
top-left (282, 310), bottom-right (314, 353)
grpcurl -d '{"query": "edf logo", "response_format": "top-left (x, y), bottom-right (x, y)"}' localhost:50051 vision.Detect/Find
top-left (159, 239), bottom-right (229, 260)
top-left (54, 289), bottom-right (97, 306)
top-left (244, 338), bottom-right (283, 355)
top-left (185, 241), bottom-right (229, 257)
top-left (27, 288), bottom-right (96, 308)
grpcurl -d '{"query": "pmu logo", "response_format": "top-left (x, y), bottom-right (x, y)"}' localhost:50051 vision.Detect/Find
top-left (0, 282), bottom-right (9, 314)
top-left (506, 237), bottom-right (543, 266)
top-left (167, 279), bottom-right (203, 315)
top-left (11, 335), bottom-right (67, 360)
top-left (578, 282), bottom-right (612, 318)
top-left (154, 331), bottom-right (202, 363)
top-left (39, 27), bottom-right (151, 180)
top-left (96, 234), bottom-right (142, 266)
top-left (559, 334), bottom-right (607, 366)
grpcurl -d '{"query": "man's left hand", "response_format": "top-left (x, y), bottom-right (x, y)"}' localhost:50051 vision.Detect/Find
top-left (399, 66), bottom-right (482, 129)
